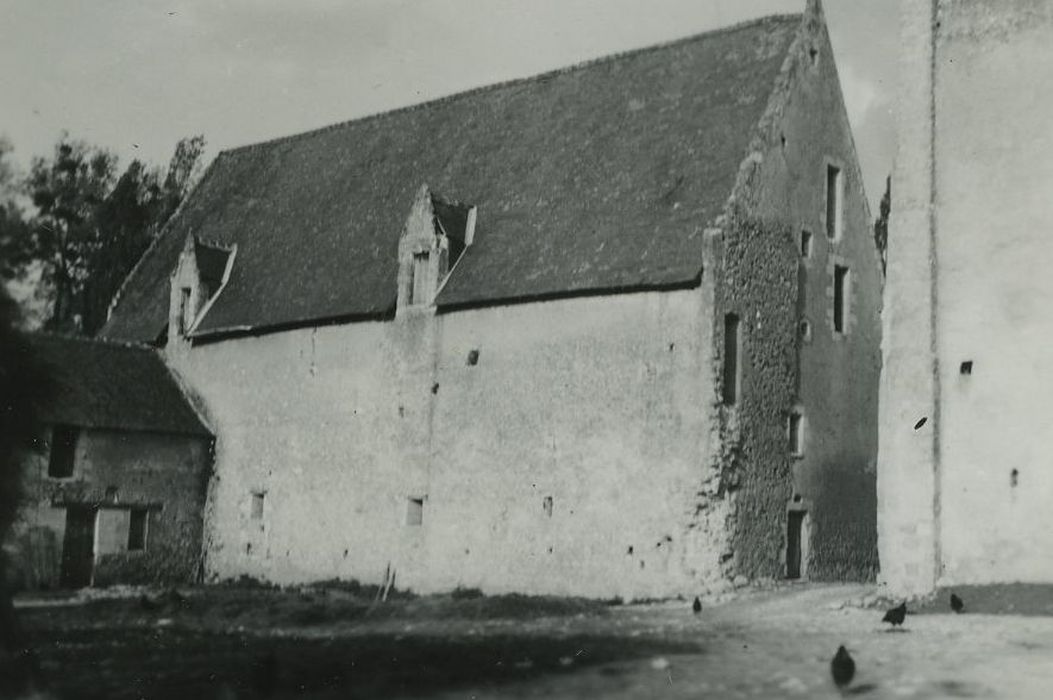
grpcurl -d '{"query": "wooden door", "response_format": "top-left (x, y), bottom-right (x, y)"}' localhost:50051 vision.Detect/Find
top-left (60, 507), bottom-right (96, 588)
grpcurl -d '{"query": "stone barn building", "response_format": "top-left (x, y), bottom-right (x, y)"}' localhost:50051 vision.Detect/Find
top-left (4, 334), bottom-right (212, 590)
top-left (100, 1), bottom-right (882, 599)
top-left (879, 0), bottom-right (1053, 596)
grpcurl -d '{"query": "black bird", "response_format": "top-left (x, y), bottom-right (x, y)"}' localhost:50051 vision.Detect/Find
top-left (165, 588), bottom-right (186, 606)
top-left (830, 645), bottom-right (855, 689)
top-left (882, 601), bottom-right (907, 627)
top-left (692, 596), bottom-right (702, 614)
top-left (950, 593), bottom-right (964, 613)
top-left (139, 594), bottom-right (161, 612)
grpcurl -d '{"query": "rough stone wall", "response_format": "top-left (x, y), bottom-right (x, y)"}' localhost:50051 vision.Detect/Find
top-left (176, 289), bottom-right (719, 599)
top-left (880, 0), bottom-right (1053, 595)
top-left (718, 3), bottom-right (882, 582)
top-left (6, 428), bottom-right (212, 588)
top-left (708, 213), bottom-right (798, 581)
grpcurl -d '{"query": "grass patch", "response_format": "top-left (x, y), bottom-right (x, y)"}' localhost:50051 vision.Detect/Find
top-left (17, 581), bottom-right (610, 632)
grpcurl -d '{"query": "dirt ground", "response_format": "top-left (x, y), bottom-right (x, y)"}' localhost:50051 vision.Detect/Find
top-left (13, 583), bottom-right (1053, 699)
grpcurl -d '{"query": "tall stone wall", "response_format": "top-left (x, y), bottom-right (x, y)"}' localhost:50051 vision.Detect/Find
top-left (933, 0), bottom-right (1053, 585)
top-left (879, 0), bottom-right (1053, 594)
top-left (724, 3), bottom-right (883, 582)
top-left (177, 288), bottom-right (722, 599)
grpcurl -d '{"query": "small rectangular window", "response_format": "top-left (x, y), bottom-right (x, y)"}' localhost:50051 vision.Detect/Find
top-left (800, 230), bottom-right (812, 258)
top-left (128, 509), bottom-right (148, 551)
top-left (406, 497), bottom-right (424, 526)
top-left (788, 412), bottom-right (804, 456)
top-left (47, 425), bottom-right (78, 479)
top-left (833, 265), bottom-right (849, 334)
top-left (826, 165), bottom-right (842, 240)
top-left (250, 492), bottom-right (265, 520)
top-left (542, 496), bottom-right (554, 518)
top-left (722, 313), bottom-right (741, 406)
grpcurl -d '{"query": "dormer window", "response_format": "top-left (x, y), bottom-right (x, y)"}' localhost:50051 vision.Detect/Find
top-left (397, 185), bottom-right (476, 317)
top-left (168, 234), bottom-right (235, 345)
top-left (178, 287), bottom-right (192, 335)
top-left (410, 251), bottom-right (431, 306)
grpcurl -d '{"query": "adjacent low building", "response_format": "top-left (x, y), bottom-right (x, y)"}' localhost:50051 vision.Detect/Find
top-left (4, 334), bottom-right (212, 590)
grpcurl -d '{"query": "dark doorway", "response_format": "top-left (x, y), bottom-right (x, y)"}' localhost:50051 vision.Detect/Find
top-left (60, 507), bottom-right (96, 588)
top-left (786, 510), bottom-right (806, 580)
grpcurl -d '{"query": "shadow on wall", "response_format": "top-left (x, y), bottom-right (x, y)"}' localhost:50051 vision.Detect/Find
top-left (4, 527), bottom-right (61, 591)
top-left (807, 464), bottom-right (878, 582)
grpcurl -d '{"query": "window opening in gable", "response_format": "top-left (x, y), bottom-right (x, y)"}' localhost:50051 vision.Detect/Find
top-left (833, 265), bottom-right (849, 334)
top-left (48, 425), bottom-right (78, 479)
top-left (826, 165), bottom-right (843, 240)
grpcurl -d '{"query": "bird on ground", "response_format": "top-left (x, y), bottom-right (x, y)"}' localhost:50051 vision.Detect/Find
top-left (692, 596), bottom-right (702, 614)
top-left (830, 645), bottom-right (855, 689)
top-left (139, 594), bottom-right (161, 612)
top-left (165, 588), bottom-right (186, 606)
top-left (882, 601), bottom-right (907, 627)
top-left (950, 593), bottom-right (964, 613)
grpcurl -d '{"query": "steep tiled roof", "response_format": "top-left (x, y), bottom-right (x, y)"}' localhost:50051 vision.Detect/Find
top-left (26, 333), bottom-right (211, 436)
top-left (100, 14), bottom-right (802, 341)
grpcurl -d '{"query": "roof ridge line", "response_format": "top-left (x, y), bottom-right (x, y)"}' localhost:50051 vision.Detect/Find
top-left (219, 13), bottom-right (803, 158)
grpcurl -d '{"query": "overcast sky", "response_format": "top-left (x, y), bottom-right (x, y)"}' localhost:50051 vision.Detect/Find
top-left (0, 0), bottom-right (896, 210)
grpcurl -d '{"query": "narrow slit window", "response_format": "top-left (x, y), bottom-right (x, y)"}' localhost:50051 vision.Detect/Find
top-left (786, 510), bottom-right (807, 579)
top-left (722, 313), bottom-right (741, 406)
top-left (788, 412), bottom-right (804, 456)
top-left (406, 497), bottom-right (424, 526)
top-left (47, 425), bottom-right (78, 479)
top-left (542, 496), bottom-right (554, 518)
top-left (833, 265), bottom-right (849, 334)
top-left (800, 230), bottom-right (812, 258)
top-left (128, 508), bottom-right (148, 551)
top-left (825, 165), bottom-right (842, 240)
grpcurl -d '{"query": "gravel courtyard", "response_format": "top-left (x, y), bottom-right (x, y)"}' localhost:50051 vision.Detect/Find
top-left (15, 583), bottom-right (1053, 699)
